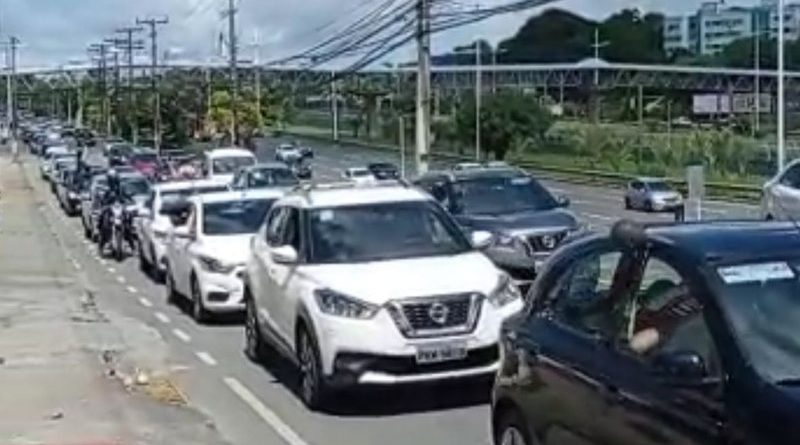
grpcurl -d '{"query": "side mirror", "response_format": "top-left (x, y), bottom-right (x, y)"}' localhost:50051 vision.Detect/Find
top-left (653, 350), bottom-right (708, 383)
top-left (271, 245), bottom-right (298, 264)
top-left (557, 195), bottom-right (571, 208)
top-left (470, 230), bottom-right (494, 249)
top-left (172, 226), bottom-right (195, 240)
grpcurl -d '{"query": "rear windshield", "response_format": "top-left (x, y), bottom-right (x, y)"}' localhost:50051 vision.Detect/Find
top-left (202, 199), bottom-right (276, 235)
top-left (159, 185), bottom-right (230, 213)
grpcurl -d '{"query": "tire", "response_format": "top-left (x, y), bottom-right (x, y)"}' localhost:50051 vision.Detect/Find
top-left (138, 242), bottom-right (151, 273)
top-left (494, 408), bottom-right (534, 445)
top-left (190, 275), bottom-right (210, 324)
top-left (82, 219), bottom-right (92, 239)
top-left (297, 326), bottom-right (330, 411)
top-left (165, 264), bottom-right (179, 305)
top-left (624, 197), bottom-right (631, 210)
top-left (244, 294), bottom-right (269, 363)
top-left (114, 232), bottom-right (124, 262)
top-left (645, 200), bottom-right (654, 213)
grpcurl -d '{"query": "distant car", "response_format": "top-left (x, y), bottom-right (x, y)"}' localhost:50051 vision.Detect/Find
top-left (129, 149), bottom-right (160, 180)
top-left (162, 189), bottom-right (283, 322)
top-left (762, 158), bottom-right (800, 221)
top-left (493, 220), bottom-right (800, 445)
top-left (204, 147), bottom-right (257, 183)
top-left (49, 155), bottom-right (78, 191)
top-left (231, 163), bottom-right (299, 190)
top-left (624, 177), bottom-right (684, 212)
top-left (415, 165), bottom-right (578, 286)
top-left (81, 174), bottom-right (110, 241)
top-left (453, 162), bottom-right (483, 171)
top-left (275, 143), bottom-right (313, 163)
top-left (55, 167), bottom-right (82, 216)
top-left (40, 146), bottom-right (71, 180)
top-left (367, 162), bottom-right (400, 180)
top-left (342, 167), bottom-right (376, 184)
top-left (107, 143), bottom-right (134, 166)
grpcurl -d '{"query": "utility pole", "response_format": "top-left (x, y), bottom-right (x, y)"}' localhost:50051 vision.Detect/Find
top-left (415, 0), bottom-right (431, 174)
top-left (89, 42), bottom-right (112, 136)
top-left (137, 16), bottom-right (169, 154)
top-left (4, 36), bottom-right (18, 154)
top-left (331, 71), bottom-right (339, 141)
top-left (115, 26), bottom-right (144, 142)
top-left (224, 0), bottom-right (239, 146)
top-left (251, 29), bottom-right (263, 132)
top-left (475, 41), bottom-right (482, 161)
top-left (778, 0), bottom-right (786, 171)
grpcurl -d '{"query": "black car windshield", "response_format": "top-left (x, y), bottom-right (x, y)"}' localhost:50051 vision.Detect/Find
top-left (120, 178), bottom-right (151, 197)
top-left (212, 156), bottom-right (255, 174)
top-left (716, 260), bottom-right (800, 382)
top-left (645, 181), bottom-right (672, 192)
top-left (203, 199), bottom-right (275, 235)
top-left (251, 168), bottom-right (298, 187)
top-left (452, 176), bottom-right (558, 215)
top-left (308, 201), bottom-right (471, 264)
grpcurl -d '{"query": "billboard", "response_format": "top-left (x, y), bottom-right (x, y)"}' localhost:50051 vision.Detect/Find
top-left (693, 93), bottom-right (772, 115)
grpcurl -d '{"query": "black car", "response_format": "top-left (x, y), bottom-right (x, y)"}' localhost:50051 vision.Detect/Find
top-left (368, 162), bottom-right (400, 180)
top-left (492, 220), bottom-right (800, 445)
top-left (415, 165), bottom-right (578, 284)
top-left (231, 163), bottom-right (299, 190)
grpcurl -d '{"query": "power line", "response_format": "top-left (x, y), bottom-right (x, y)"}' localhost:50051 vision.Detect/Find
top-left (136, 16), bottom-right (169, 153)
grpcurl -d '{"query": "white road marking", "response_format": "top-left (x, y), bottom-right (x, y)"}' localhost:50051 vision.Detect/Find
top-left (154, 312), bottom-right (171, 324)
top-left (195, 351), bottom-right (218, 366)
top-left (582, 212), bottom-right (615, 221)
top-left (107, 267), bottom-right (116, 274)
top-left (173, 328), bottom-right (191, 343)
top-left (138, 297), bottom-right (153, 308)
top-left (116, 276), bottom-right (126, 284)
top-left (99, 259), bottom-right (108, 266)
top-left (224, 377), bottom-right (309, 445)
top-left (126, 286), bottom-right (138, 294)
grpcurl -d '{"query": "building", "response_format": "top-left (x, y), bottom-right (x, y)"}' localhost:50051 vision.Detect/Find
top-left (663, 0), bottom-right (800, 56)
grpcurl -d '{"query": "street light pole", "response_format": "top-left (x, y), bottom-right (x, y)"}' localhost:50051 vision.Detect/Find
top-left (754, 18), bottom-right (761, 135)
top-left (778, 0), bottom-right (786, 171)
top-left (475, 41), bottom-right (481, 161)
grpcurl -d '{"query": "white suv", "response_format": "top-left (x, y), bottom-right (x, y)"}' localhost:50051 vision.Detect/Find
top-left (762, 158), bottom-right (800, 221)
top-left (243, 182), bottom-right (523, 409)
top-left (163, 189), bottom-right (283, 322)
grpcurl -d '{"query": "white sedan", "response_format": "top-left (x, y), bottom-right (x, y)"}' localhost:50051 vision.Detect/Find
top-left (163, 188), bottom-right (283, 322)
top-left (342, 167), bottom-right (376, 185)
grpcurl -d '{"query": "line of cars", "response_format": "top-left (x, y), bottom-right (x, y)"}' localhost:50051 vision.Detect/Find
top-left (34, 128), bottom-right (800, 444)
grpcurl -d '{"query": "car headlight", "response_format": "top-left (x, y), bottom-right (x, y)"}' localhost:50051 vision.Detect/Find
top-left (198, 255), bottom-right (236, 274)
top-left (314, 289), bottom-right (379, 319)
top-left (489, 275), bottom-right (522, 307)
top-left (493, 233), bottom-right (526, 251)
top-left (68, 191), bottom-right (77, 199)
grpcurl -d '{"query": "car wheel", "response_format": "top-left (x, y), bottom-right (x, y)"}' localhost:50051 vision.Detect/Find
top-left (138, 242), bottom-right (151, 273)
top-left (624, 197), bottom-right (631, 210)
top-left (150, 245), bottom-right (165, 283)
top-left (244, 294), bottom-right (269, 363)
top-left (645, 200), bottom-right (654, 212)
top-left (494, 408), bottom-right (534, 445)
top-left (165, 264), bottom-right (179, 305)
top-left (82, 219), bottom-right (92, 239)
top-left (191, 275), bottom-right (210, 324)
top-left (298, 326), bottom-right (330, 411)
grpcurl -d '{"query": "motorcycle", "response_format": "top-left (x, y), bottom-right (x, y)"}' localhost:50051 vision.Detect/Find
top-left (110, 202), bottom-right (125, 261)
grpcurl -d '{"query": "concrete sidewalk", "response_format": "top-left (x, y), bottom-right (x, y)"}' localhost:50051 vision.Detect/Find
top-left (0, 155), bottom-right (229, 445)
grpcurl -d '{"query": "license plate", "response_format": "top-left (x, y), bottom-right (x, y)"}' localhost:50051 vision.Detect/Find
top-left (415, 343), bottom-right (468, 364)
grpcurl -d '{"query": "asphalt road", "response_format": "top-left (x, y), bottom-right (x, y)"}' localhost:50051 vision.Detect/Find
top-left (22, 140), bottom-right (762, 445)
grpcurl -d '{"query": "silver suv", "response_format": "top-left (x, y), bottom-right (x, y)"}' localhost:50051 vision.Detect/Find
top-left (762, 159), bottom-right (800, 221)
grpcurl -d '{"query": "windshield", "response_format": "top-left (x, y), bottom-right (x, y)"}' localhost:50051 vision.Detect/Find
top-left (120, 178), bottom-right (151, 197)
top-left (349, 170), bottom-right (371, 178)
top-left (308, 201), bottom-right (471, 264)
top-left (717, 260), bottom-right (800, 383)
top-left (251, 168), bottom-right (298, 187)
top-left (132, 153), bottom-right (158, 163)
top-left (645, 181), bottom-right (672, 192)
top-left (452, 176), bottom-right (558, 215)
top-left (202, 199), bottom-right (275, 235)
top-left (212, 156), bottom-right (255, 174)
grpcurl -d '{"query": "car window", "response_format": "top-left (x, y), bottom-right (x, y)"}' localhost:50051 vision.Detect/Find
top-left (625, 258), bottom-right (720, 377)
top-left (547, 250), bottom-right (625, 339)
top-left (279, 208), bottom-right (302, 251)
top-left (780, 164), bottom-right (800, 188)
top-left (266, 207), bottom-right (287, 247)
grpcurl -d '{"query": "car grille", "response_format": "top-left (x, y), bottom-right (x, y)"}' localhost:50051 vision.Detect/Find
top-left (525, 231), bottom-right (568, 253)
top-left (388, 293), bottom-right (482, 339)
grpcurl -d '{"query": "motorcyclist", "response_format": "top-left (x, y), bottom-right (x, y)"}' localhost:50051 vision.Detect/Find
top-left (98, 169), bottom-right (128, 252)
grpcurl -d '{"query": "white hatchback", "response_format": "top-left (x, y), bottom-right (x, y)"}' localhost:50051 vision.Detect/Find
top-left (244, 181), bottom-right (523, 410)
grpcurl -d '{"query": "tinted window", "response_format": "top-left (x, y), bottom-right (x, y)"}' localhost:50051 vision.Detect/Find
top-left (717, 259), bottom-right (800, 383)
top-left (452, 176), bottom-right (558, 215)
top-left (781, 165), bottom-right (800, 188)
top-left (644, 181), bottom-right (672, 192)
top-left (250, 168), bottom-right (298, 187)
top-left (308, 201), bottom-right (471, 264)
top-left (120, 178), bottom-right (151, 197)
top-left (158, 185), bottom-right (230, 213)
top-left (132, 153), bottom-right (158, 163)
top-left (202, 199), bottom-right (276, 235)
top-left (212, 156), bottom-right (255, 174)
top-left (266, 207), bottom-right (287, 246)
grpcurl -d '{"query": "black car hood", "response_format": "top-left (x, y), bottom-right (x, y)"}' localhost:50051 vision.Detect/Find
top-left (455, 208), bottom-right (578, 233)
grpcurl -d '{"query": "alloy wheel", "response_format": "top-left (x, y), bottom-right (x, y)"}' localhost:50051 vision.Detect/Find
top-left (499, 427), bottom-right (527, 445)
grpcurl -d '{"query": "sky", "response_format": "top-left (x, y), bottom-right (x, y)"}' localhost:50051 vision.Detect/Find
top-left (0, 0), bottom-right (763, 69)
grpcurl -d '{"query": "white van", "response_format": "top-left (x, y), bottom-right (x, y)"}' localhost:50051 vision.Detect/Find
top-left (204, 147), bottom-right (257, 183)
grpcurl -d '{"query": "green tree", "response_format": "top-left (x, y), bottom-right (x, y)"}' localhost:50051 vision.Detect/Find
top-left (455, 91), bottom-right (553, 160)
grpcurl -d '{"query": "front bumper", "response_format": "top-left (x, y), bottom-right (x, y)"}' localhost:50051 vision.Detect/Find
top-left (313, 297), bottom-right (523, 386)
top-left (652, 200), bottom-right (683, 212)
top-left (196, 267), bottom-right (245, 313)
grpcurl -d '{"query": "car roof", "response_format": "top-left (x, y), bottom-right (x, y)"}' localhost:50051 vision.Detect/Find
top-left (634, 177), bottom-right (668, 183)
top-left (206, 147), bottom-right (253, 158)
top-left (190, 188), bottom-right (286, 205)
top-left (154, 178), bottom-right (228, 192)
top-left (420, 166), bottom-right (527, 182)
top-left (625, 221), bottom-right (800, 265)
top-left (248, 162), bottom-right (292, 171)
top-left (346, 166), bottom-right (370, 172)
top-left (285, 182), bottom-right (431, 208)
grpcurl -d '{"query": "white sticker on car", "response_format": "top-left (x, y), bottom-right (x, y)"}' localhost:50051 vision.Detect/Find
top-left (717, 262), bottom-right (795, 284)
top-left (319, 209), bottom-right (334, 222)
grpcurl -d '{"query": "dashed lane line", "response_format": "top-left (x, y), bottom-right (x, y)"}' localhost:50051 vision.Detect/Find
top-left (138, 297), bottom-right (153, 308)
top-left (173, 328), bottom-right (191, 343)
top-left (195, 351), bottom-right (218, 366)
top-left (223, 377), bottom-right (309, 445)
top-left (117, 276), bottom-right (126, 284)
top-left (126, 286), bottom-right (138, 294)
top-left (154, 311), bottom-right (170, 323)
